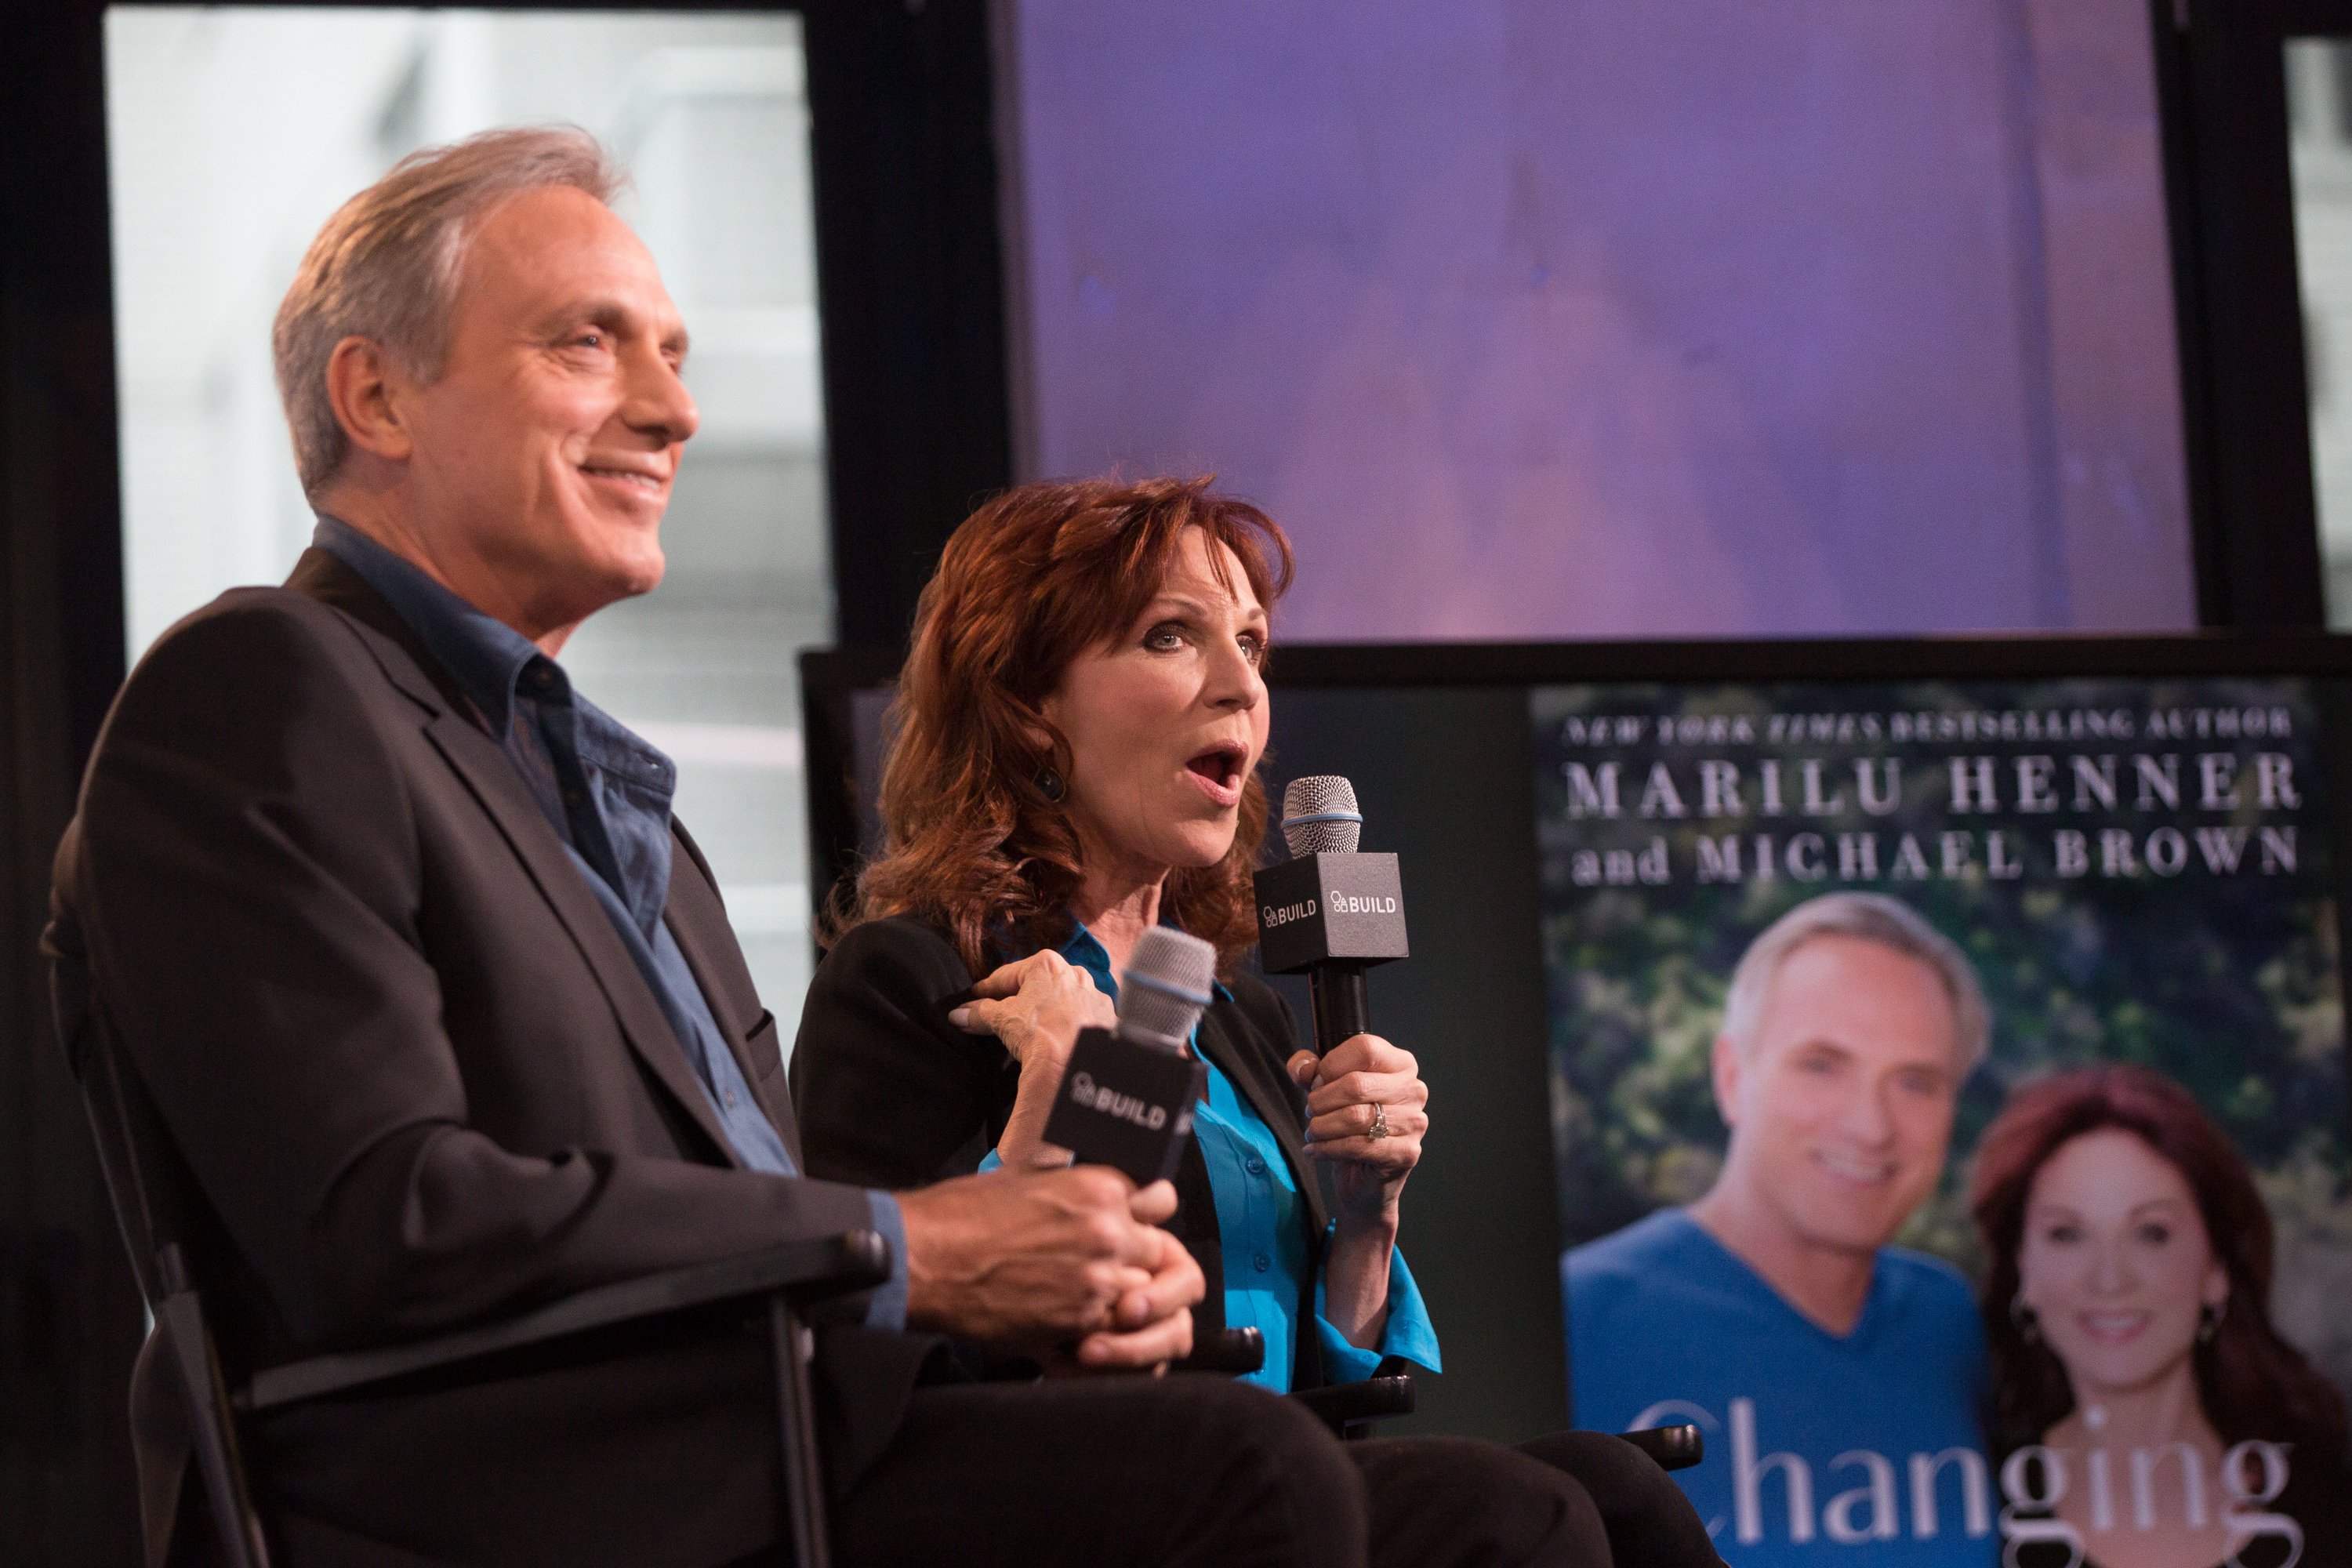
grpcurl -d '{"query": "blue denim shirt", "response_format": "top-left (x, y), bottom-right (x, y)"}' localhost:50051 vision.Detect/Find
top-left (984, 919), bottom-right (1441, 1391)
top-left (314, 517), bottom-right (906, 1329)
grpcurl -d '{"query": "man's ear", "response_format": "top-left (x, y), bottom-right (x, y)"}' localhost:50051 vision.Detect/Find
top-left (324, 336), bottom-right (415, 464)
top-left (1711, 1032), bottom-right (1743, 1131)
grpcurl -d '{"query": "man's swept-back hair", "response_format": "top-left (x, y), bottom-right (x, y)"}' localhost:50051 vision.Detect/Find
top-left (844, 476), bottom-right (1294, 975)
top-left (1721, 891), bottom-right (1991, 1076)
top-left (272, 125), bottom-right (623, 499)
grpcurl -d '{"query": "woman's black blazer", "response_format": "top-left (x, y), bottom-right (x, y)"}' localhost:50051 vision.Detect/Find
top-left (790, 916), bottom-right (1336, 1387)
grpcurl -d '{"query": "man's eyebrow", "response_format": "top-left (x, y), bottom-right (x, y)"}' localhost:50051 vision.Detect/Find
top-left (538, 296), bottom-right (627, 329)
top-left (538, 296), bottom-right (690, 356)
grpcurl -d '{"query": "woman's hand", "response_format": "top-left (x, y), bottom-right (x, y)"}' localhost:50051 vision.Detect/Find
top-left (951, 950), bottom-right (1117, 1168)
top-left (950, 949), bottom-right (1117, 1066)
top-left (1289, 1034), bottom-right (1428, 1222)
top-left (1291, 1033), bottom-right (1428, 1348)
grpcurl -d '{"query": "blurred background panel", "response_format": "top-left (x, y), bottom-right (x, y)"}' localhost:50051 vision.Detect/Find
top-left (103, 5), bottom-right (833, 1023)
top-left (2290, 35), bottom-right (2352, 627)
top-left (998, 0), bottom-right (2195, 640)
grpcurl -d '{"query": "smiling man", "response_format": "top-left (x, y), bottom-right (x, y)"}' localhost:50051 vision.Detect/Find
top-left (1563, 893), bottom-right (1995, 1568)
top-left (45, 129), bottom-right (1388, 1568)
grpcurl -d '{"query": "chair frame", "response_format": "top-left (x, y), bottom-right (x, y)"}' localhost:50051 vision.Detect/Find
top-left (1181, 1323), bottom-right (1417, 1439)
top-left (57, 967), bottom-right (887, 1568)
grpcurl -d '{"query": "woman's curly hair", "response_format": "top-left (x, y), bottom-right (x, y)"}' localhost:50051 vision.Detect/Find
top-left (837, 475), bottom-right (1293, 975)
top-left (1970, 1063), bottom-right (2347, 1464)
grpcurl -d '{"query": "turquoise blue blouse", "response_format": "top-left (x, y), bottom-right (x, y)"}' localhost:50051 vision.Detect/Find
top-left (982, 921), bottom-right (1440, 1392)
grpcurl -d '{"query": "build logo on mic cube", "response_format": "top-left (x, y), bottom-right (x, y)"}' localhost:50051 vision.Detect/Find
top-left (1253, 852), bottom-right (1410, 975)
top-left (1041, 1028), bottom-right (1207, 1187)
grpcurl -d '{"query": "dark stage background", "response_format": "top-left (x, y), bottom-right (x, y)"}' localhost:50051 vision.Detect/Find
top-left (10, 0), bottom-right (2352, 1558)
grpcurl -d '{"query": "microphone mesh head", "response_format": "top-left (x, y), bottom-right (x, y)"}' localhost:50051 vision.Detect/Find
top-left (1117, 926), bottom-right (1218, 1050)
top-left (1281, 775), bottom-right (1363, 856)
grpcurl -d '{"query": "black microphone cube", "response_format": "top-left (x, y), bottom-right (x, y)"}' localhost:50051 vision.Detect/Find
top-left (1041, 1027), bottom-right (1207, 1187)
top-left (1253, 852), bottom-right (1409, 975)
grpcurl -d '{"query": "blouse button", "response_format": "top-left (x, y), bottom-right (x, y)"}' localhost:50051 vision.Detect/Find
top-left (1245, 1156), bottom-right (1267, 1176)
top-left (1252, 1252), bottom-right (1272, 1273)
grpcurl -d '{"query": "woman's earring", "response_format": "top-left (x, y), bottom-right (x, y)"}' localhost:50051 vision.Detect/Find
top-left (2199, 1297), bottom-right (2227, 1343)
top-left (2009, 1293), bottom-right (2042, 1346)
top-left (1034, 767), bottom-right (1066, 804)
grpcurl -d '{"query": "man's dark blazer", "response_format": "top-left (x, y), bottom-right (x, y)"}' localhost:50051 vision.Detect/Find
top-left (790, 916), bottom-right (1333, 1390)
top-left (48, 550), bottom-right (940, 1568)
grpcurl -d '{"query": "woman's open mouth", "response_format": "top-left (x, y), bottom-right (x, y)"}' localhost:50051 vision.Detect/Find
top-left (1184, 743), bottom-right (1248, 807)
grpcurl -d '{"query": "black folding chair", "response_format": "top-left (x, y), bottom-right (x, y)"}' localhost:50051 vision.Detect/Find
top-left (1178, 1323), bottom-right (1414, 1438)
top-left (50, 946), bottom-right (889, 1568)
top-left (1295, 1356), bottom-right (1423, 1441)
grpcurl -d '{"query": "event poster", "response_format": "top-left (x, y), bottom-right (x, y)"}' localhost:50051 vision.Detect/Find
top-left (1535, 678), bottom-right (2352, 1568)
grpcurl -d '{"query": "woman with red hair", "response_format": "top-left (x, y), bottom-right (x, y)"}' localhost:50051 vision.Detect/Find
top-left (798, 477), bottom-right (1433, 1386)
top-left (1970, 1064), bottom-right (2348, 1568)
top-left (792, 475), bottom-right (1714, 1568)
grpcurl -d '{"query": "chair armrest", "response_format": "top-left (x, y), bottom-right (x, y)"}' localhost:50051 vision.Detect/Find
top-left (242, 1229), bottom-right (891, 1414)
top-left (1290, 1373), bottom-right (1415, 1436)
top-left (1174, 1326), bottom-right (1265, 1375)
top-left (1617, 1423), bottom-right (1704, 1472)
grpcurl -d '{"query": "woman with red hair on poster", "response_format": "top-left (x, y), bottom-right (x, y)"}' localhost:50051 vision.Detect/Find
top-left (1971, 1064), bottom-right (2348, 1568)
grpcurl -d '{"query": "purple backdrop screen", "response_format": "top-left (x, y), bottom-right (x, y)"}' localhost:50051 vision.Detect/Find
top-left (999, 0), bottom-right (2194, 640)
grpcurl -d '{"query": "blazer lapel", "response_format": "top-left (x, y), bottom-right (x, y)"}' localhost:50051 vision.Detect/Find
top-left (289, 550), bottom-right (742, 1167)
top-left (1169, 1137), bottom-right (1225, 1334)
top-left (1194, 997), bottom-right (1332, 1388)
top-left (420, 714), bottom-right (743, 1167)
top-left (1192, 1002), bottom-right (1330, 1241)
top-left (660, 849), bottom-right (804, 1167)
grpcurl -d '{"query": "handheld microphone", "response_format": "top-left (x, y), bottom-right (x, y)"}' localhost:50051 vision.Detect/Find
top-left (1040, 926), bottom-right (1214, 1185)
top-left (1254, 776), bottom-right (1408, 1054)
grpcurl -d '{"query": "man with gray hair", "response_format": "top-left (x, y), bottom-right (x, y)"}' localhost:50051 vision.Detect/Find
top-left (1563, 893), bottom-right (1995, 1567)
top-left (47, 127), bottom-right (1407, 1568)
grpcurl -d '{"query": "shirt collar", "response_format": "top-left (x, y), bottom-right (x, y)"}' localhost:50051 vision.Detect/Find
top-left (1053, 916), bottom-right (1232, 1007)
top-left (313, 514), bottom-right (552, 734)
top-left (1055, 920), bottom-right (1120, 1000)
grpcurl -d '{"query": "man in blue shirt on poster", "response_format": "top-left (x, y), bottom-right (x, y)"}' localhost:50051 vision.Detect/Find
top-left (1566, 893), bottom-right (1996, 1568)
